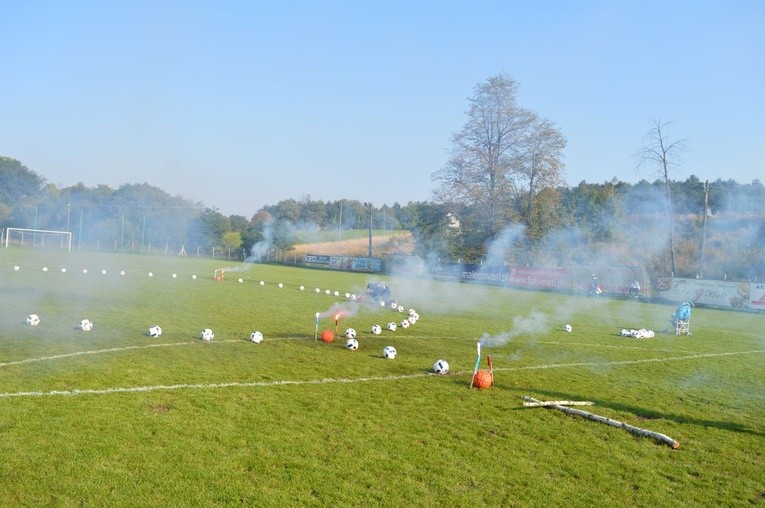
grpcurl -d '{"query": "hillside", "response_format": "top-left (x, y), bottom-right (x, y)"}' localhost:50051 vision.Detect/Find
top-left (289, 230), bottom-right (414, 257)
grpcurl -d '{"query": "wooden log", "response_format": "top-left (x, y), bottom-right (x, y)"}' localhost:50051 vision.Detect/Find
top-left (522, 400), bottom-right (594, 407)
top-left (522, 396), bottom-right (680, 449)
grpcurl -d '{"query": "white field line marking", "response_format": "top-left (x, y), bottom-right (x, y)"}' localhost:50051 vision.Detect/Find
top-left (0, 334), bottom-right (423, 369)
top-left (0, 349), bottom-right (762, 399)
top-left (489, 349), bottom-right (765, 373)
top-left (0, 339), bottom-right (279, 369)
top-left (537, 341), bottom-right (694, 354)
top-left (0, 373), bottom-right (434, 398)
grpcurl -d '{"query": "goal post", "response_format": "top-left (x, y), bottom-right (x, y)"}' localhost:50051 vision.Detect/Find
top-left (4, 228), bottom-right (73, 252)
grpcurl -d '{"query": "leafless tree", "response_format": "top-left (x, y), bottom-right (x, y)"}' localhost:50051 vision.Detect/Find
top-left (511, 116), bottom-right (567, 227)
top-left (432, 74), bottom-right (565, 247)
top-left (636, 116), bottom-right (688, 275)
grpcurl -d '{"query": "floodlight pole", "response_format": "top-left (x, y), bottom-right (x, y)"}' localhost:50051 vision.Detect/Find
top-left (699, 180), bottom-right (709, 278)
top-left (368, 202), bottom-right (373, 258)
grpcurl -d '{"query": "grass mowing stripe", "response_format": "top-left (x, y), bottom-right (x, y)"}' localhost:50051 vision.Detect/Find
top-left (2, 349), bottom-right (761, 399)
top-left (493, 349), bottom-right (765, 372)
top-left (0, 340), bottom-right (248, 367)
top-left (0, 337), bottom-right (317, 368)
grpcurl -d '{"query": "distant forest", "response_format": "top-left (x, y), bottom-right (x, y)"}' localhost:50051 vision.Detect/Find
top-left (1, 156), bottom-right (763, 281)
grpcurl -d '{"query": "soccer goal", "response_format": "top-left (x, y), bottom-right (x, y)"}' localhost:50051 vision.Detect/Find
top-left (4, 228), bottom-right (73, 252)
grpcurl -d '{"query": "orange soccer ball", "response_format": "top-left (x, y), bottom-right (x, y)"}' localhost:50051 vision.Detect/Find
top-left (321, 329), bottom-right (335, 343)
top-left (472, 370), bottom-right (493, 389)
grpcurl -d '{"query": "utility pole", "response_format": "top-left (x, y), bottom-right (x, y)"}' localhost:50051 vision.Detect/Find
top-left (699, 180), bottom-right (709, 278)
top-left (368, 202), bottom-right (373, 258)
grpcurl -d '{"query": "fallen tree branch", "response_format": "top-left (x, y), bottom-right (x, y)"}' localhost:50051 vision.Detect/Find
top-left (522, 396), bottom-right (680, 449)
top-left (522, 400), bottom-right (594, 407)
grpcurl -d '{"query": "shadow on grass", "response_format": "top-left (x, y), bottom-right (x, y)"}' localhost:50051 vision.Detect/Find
top-left (505, 385), bottom-right (765, 438)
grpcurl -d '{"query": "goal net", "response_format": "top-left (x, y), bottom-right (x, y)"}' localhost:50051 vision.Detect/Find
top-left (4, 228), bottom-right (73, 252)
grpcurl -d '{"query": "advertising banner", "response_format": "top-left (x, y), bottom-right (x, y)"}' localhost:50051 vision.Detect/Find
top-left (304, 253), bottom-right (381, 272)
top-left (328, 256), bottom-right (350, 269)
top-left (304, 254), bottom-right (331, 267)
top-left (655, 277), bottom-right (751, 309)
top-left (428, 263), bottom-right (462, 282)
top-left (748, 283), bottom-right (765, 310)
top-left (460, 264), bottom-right (508, 286)
top-left (508, 267), bottom-right (568, 290)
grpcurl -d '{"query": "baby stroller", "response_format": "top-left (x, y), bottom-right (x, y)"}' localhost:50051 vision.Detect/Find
top-left (668, 302), bottom-right (692, 335)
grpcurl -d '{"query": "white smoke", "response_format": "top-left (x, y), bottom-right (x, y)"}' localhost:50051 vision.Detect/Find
top-left (247, 219), bottom-right (274, 261)
top-left (479, 311), bottom-right (550, 348)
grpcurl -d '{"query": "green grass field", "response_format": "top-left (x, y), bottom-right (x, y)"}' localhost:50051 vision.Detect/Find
top-left (1, 248), bottom-right (763, 507)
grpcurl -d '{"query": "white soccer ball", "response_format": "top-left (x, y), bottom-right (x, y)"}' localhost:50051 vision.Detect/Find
top-left (325, 289), bottom-right (331, 295)
top-left (350, 294), bottom-right (357, 300)
top-left (390, 302), bottom-right (398, 310)
top-left (200, 328), bottom-right (214, 341)
top-left (192, 274), bottom-right (197, 280)
top-left (250, 331), bottom-right (264, 343)
top-left (26, 314), bottom-right (40, 326)
top-left (278, 283), bottom-right (283, 288)
top-left (400, 319), bottom-right (410, 329)
top-left (148, 272), bottom-right (153, 277)
top-left (345, 328), bottom-right (357, 339)
top-left (315, 287), bottom-right (321, 293)
top-left (379, 300), bottom-right (386, 307)
top-left (409, 314), bottom-right (418, 324)
top-left (80, 319), bottom-right (93, 331)
top-left (42, 266), bottom-right (48, 272)
top-left (346, 338), bottom-right (359, 351)
top-left (344, 292), bottom-right (350, 299)
top-left (259, 280), bottom-right (265, 286)
top-left (13, 265), bottom-right (20, 271)
top-left (82, 269), bottom-right (88, 274)
top-left (101, 269), bottom-right (107, 275)
top-left (433, 359), bottom-right (449, 375)
top-left (408, 308), bottom-right (417, 316)
top-left (397, 305), bottom-right (404, 313)
top-left (564, 324), bottom-right (573, 333)
top-left (386, 322), bottom-right (397, 332)
top-left (148, 325), bottom-right (162, 337)
top-left (299, 285), bottom-right (305, 291)
top-left (383, 346), bottom-right (397, 359)
top-left (238, 278), bottom-right (243, 283)
top-left (172, 273), bottom-right (178, 278)
top-left (371, 324), bottom-right (382, 335)
top-left (334, 291), bottom-right (340, 296)
top-left (120, 270), bottom-right (126, 276)
top-left (61, 268), bottom-right (67, 273)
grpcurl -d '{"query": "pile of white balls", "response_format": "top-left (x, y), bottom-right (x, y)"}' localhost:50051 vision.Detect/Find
top-left (620, 328), bottom-right (655, 339)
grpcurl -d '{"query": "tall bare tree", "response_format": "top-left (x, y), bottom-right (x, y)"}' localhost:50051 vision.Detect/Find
top-left (432, 74), bottom-right (565, 256)
top-left (636, 116), bottom-right (687, 275)
top-left (512, 116), bottom-right (567, 228)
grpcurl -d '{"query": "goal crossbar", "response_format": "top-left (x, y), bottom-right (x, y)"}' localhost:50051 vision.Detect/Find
top-left (4, 228), bottom-right (73, 252)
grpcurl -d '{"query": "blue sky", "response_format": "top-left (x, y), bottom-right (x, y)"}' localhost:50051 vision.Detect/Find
top-left (2, 1), bottom-right (762, 217)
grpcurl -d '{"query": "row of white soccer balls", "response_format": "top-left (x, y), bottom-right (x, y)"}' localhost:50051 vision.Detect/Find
top-left (23, 318), bottom-right (417, 339)
top-left (25, 314), bottom-right (95, 330)
top-left (12, 266), bottom-right (195, 278)
top-left (156, 327), bottom-right (451, 373)
top-left (22, 314), bottom-right (444, 371)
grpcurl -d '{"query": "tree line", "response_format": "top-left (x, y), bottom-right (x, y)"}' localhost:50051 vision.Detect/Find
top-left (2, 154), bottom-right (763, 280)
